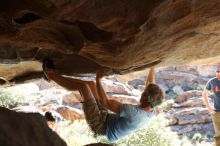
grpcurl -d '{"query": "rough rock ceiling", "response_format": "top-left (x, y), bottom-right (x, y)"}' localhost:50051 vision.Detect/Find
top-left (0, 0), bottom-right (220, 84)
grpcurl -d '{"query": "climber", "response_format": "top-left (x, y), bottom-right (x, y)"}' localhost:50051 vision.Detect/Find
top-left (43, 58), bottom-right (164, 143)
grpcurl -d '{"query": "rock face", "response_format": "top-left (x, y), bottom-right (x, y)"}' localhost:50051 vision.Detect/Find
top-left (128, 66), bottom-right (220, 99)
top-left (0, 0), bottom-right (220, 83)
top-left (0, 107), bottom-right (67, 146)
top-left (56, 106), bottom-right (84, 121)
top-left (165, 90), bottom-right (214, 137)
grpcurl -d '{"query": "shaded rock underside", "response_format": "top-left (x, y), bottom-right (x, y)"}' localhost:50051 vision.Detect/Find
top-left (0, 107), bottom-right (67, 146)
top-left (0, 0), bottom-right (220, 83)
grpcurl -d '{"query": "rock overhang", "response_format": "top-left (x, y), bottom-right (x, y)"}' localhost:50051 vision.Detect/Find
top-left (0, 0), bottom-right (220, 83)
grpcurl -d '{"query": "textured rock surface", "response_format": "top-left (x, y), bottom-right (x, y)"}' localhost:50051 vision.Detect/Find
top-left (0, 0), bottom-right (220, 83)
top-left (56, 106), bottom-right (84, 121)
top-left (164, 91), bottom-right (214, 137)
top-left (0, 107), bottom-right (67, 146)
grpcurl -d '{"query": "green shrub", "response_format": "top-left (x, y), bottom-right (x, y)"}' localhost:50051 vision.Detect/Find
top-left (192, 133), bottom-right (202, 144)
top-left (57, 115), bottom-right (186, 146)
top-left (160, 99), bottom-right (175, 112)
top-left (116, 114), bottom-right (182, 146)
top-left (57, 120), bottom-right (108, 146)
top-left (0, 87), bottom-right (26, 108)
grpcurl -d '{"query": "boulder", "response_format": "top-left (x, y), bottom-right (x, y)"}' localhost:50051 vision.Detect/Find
top-left (9, 83), bottom-right (39, 95)
top-left (1, 0), bottom-right (220, 83)
top-left (102, 79), bottom-right (133, 95)
top-left (165, 89), bottom-right (215, 138)
top-left (0, 107), bottom-right (67, 146)
top-left (56, 106), bottom-right (84, 121)
top-left (169, 123), bottom-right (214, 136)
top-left (173, 85), bottom-right (184, 95)
top-left (177, 114), bottom-right (212, 125)
top-left (197, 66), bottom-right (219, 77)
top-left (173, 96), bottom-right (205, 108)
top-left (62, 92), bottom-right (82, 106)
top-left (175, 90), bottom-right (202, 103)
top-left (128, 79), bottom-right (144, 89)
top-left (170, 107), bottom-right (209, 117)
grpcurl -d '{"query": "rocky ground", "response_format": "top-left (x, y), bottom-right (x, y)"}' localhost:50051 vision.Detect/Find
top-left (6, 65), bottom-right (220, 145)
